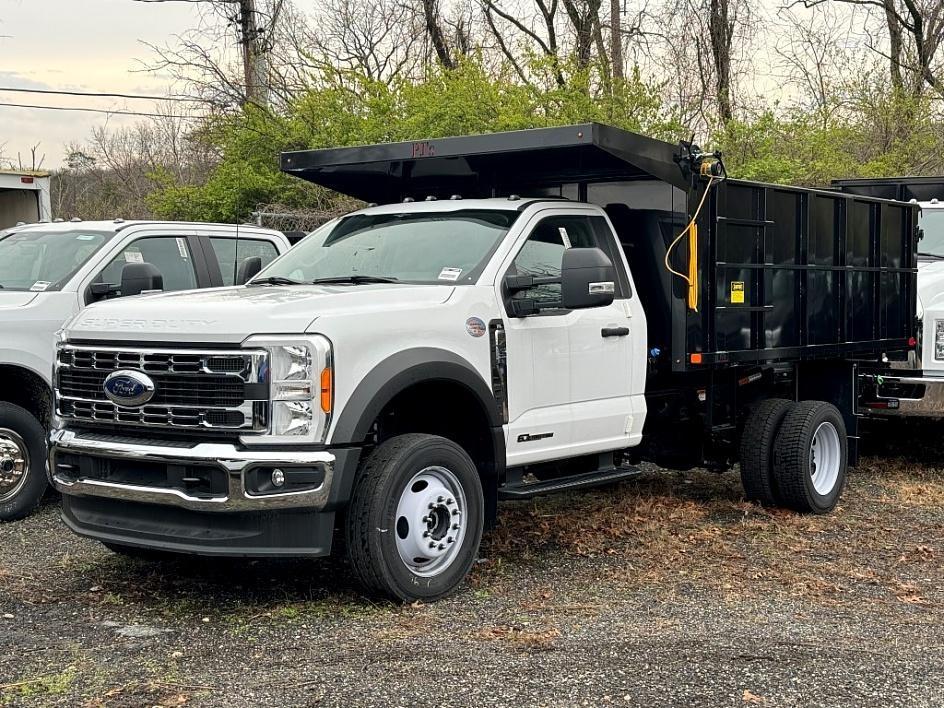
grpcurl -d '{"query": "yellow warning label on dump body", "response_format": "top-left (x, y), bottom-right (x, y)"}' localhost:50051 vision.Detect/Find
top-left (730, 281), bottom-right (745, 304)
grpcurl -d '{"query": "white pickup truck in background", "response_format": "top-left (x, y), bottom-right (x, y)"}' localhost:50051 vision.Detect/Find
top-left (0, 220), bottom-right (291, 521)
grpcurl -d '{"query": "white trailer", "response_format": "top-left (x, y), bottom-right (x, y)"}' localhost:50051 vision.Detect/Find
top-left (0, 170), bottom-right (51, 228)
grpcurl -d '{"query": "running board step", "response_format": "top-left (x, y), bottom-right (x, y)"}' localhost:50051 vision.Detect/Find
top-left (498, 466), bottom-right (641, 500)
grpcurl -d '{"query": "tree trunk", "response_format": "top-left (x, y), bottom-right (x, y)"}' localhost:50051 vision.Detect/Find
top-left (708, 0), bottom-right (733, 123)
top-left (610, 0), bottom-right (623, 80)
top-left (422, 0), bottom-right (456, 69)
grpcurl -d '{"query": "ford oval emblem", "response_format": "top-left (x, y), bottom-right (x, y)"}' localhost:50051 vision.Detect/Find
top-left (103, 370), bottom-right (156, 407)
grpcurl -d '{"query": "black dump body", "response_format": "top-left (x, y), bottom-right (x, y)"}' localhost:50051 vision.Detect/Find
top-left (833, 176), bottom-right (944, 202)
top-left (283, 124), bottom-right (919, 374)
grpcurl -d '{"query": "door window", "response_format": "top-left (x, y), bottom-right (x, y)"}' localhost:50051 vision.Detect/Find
top-left (209, 237), bottom-right (281, 286)
top-left (507, 214), bottom-right (625, 308)
top-left (98, 236), bottom-right (198, 293)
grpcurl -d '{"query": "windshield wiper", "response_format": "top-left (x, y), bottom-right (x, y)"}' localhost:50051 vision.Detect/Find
top-left (916, 251), bottom-right (944, 260)
top-left (248, 275), bottom-right (303, 286)
top-left (310, 275), bottom-right (399, 285)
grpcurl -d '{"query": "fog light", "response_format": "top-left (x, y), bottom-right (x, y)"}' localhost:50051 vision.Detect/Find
top-left (271, 468), bottom-right (285, 488)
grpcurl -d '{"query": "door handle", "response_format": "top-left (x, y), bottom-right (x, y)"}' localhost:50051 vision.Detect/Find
top-left (601, 327), bottom-right (630, 337)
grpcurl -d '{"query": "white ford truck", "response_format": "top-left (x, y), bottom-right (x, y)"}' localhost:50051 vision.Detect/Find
top-left (0, 220), bottom-right (290, 520)
top-left (49, 125), bottom-right (919, 601)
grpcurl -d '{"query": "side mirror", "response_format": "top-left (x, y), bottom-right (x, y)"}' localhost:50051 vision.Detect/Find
top-left (236, 256), bottom-right (263, 285)
top-left (120, 262), bottom-right (163, 297)
top-left (89, 282), bottom-right (121, 300)
top-left (561, 247), bottom-right (616, 309)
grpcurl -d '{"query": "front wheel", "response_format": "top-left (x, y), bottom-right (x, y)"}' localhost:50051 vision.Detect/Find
top-left (0, 402), bottom-right (48, 522)
top-left (345, 434), bottom-right (484, 602)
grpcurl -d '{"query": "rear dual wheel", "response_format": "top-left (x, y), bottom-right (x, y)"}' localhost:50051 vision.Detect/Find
top-left (740, 400), bottom-right (847, 513)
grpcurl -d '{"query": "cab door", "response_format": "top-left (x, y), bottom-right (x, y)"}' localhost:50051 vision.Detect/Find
top-left (499, 208), bottom-right (639, 467)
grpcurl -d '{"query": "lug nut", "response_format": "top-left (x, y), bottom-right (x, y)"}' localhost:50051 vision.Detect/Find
top-left (447, 536), bottom-right (454, 544)
top-left (438, 543), bottom-right (445, 550)
top-left (451, 509), bottom-right (460, 516)
top-left (446, 498), bottom-right (454, 506)
top-left (437, 496), bottom-right (444, 503)
top-left (429, 541), bottom-right (436, 549)
top-left (421, 515), bottom-right (430, 524)
top-left (428, 502), bottom-right (435, 510)
top-left (422, 531), bottom-right (430, 538)
top-left (452, 523), bottom-right (459, 530)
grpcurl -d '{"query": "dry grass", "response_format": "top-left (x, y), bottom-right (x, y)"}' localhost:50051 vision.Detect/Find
top-left (481, 458), bottom-right (944, 608)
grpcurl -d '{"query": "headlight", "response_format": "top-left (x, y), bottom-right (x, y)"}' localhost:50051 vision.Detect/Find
top-left (240, 335), bottom-right (333, 445)
top-left (936, 320), bottom-right (944, 361)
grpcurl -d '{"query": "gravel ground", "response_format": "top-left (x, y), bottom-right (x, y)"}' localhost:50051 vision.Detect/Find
top-left (1, 420), bottom-right (943, 707)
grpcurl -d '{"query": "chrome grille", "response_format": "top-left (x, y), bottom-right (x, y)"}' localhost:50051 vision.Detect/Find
top-left (56, 345), bottom-right (268, 433)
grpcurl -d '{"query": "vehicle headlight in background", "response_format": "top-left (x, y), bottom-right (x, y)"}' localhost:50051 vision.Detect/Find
top-left (935, 320), bottom-right (944, 361)
top-left (240, 335), bottom-right (333, 445)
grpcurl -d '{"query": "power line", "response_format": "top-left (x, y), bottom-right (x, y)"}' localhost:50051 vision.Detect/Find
top-left (0, 102), bottom-right (203, 119)
top-left (0, 86), bottom-right (209, 103)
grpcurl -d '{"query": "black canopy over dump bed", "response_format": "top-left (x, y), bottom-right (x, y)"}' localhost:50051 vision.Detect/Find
top-left (282, 123), bottom-right (919, 373)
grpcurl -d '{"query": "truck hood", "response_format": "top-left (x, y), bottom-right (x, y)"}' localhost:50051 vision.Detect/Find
top-left (0, 291), bottom-right (39, 309)
top-left (65, 284), bottom-right (455, 343)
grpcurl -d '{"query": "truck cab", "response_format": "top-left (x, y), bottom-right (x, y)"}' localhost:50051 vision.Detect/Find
top-left (0, 220), bottom-right (291, 521)
top-left (49, 125), bottom-right (918, 602)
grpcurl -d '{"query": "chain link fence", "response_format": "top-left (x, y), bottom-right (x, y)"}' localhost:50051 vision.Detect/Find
top-left (250, 202), bottom-right (357, 234)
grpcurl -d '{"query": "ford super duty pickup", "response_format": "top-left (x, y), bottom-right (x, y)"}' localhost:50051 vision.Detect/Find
top-left (0, 220), bottom-right (290, 521)
top-left (48, 125), bottom-right (919, 601)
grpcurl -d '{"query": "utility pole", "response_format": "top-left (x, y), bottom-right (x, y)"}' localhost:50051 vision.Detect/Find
top-left (237, 0), bottom-right (265, 106)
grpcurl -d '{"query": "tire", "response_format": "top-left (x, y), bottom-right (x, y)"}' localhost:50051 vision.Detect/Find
top-left (739, 398), bottom-right (793, 506)
top-left (0, 402), bottom-right (48, 522)
top-left (772, 401), bottom-right (847, 514)
top-left (345, 433), bottom-right (484, 603)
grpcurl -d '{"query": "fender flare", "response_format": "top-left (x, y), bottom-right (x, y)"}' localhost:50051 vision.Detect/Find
top-left (332, 347), bottom-right (503, 444)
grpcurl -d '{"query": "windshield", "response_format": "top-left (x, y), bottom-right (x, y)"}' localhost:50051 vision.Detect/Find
top-left (255, 209), bottom-right (519, 285)
top-left (0, 229), bottom-right (112, 291)
top-left (920, 209), bottom-right (944, 258)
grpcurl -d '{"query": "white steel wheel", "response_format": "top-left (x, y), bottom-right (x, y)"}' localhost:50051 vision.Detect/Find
top-left (772, 401), bottom-right (847, 514)
top-left (394, 466), bottom-right (467, 577)
top-left (346, 433), bottom-right (485, 602)
top-left (809, 421), bottom-right (841, 496)
top-left (0, 428), bottom-right (30, 504)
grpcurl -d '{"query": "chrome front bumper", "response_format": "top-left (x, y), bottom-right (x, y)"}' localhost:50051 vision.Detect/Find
top-left (48, 428), bottom-right (335, 512)
top-left (861, 372), bottom-right (944, 417)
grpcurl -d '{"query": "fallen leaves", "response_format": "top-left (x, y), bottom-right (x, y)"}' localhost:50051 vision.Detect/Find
top-left (473, 624), bottom-right (562, 650)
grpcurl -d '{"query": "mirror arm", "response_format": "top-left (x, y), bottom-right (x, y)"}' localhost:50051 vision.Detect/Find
top-left (505, 274), bottom-right (561, 293)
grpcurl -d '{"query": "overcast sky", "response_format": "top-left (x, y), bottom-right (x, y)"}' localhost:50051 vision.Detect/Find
top-left (0, 0), bottom-right (203, 169)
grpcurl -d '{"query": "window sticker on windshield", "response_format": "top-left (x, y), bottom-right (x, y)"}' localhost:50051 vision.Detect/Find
top-left (438, 267), bottom-right (462, 281)
top-left (176, 237), bottom-right (189, 258)
top-left (29, 281), bottom-right (51, 292)
top-left (124, 250), bottom-right (144, 264)
top-left (76, 234), bottom-right (96, 241)
top-left (558, 227), bottom-right (572, 248)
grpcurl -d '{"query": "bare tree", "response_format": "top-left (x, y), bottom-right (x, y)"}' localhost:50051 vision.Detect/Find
top-left (652, 0), bottom-right (753, 129)
top-left (774, 6), bottom-right (860, 125)
top-left (791, 0), bottom-right (944, 97)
